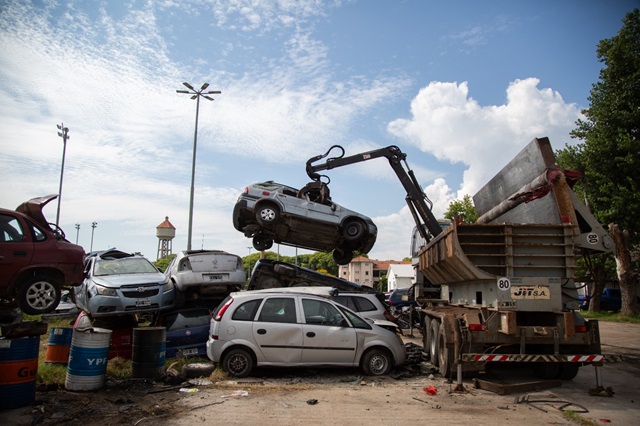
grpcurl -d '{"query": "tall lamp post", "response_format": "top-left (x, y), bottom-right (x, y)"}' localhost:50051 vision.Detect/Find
top-left (176, 82), bottom-right (221, 251)
top-left (247, 247), bottom-right (252, 278)
top-left (90, 221), bottom-right (97, 252)
top-left (55, 123), bottom-right (70, 227)
top-left (75, 223), bottom-right (80, 244)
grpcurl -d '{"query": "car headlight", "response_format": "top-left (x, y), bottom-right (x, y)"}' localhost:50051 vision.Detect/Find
top-left (95, 285), bottom-right (117, 296)
top-left (162, 281), bottom-right (174, 292)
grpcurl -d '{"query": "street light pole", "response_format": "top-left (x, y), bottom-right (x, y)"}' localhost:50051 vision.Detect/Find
top-left (90, 221), bottom-right (97, 252)
top-left (75, 223), bottom-right (80, 244)
top-left (55, 123), bottom-right (70, 227)
top-left (247, 246), bottom-right (252, 278)
top-left (176, 82), bottom-right (221, 251)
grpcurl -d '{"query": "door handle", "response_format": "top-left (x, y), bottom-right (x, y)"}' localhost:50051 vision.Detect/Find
top-left (306, 332), bottom-right (316, 338)
top-left (257, 329), bottom-right (267, 335)
top-left (13, 251), bottom-right (27, 257)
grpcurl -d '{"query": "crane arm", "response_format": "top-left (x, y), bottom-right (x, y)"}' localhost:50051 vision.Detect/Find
top-left (305, 145), bottom-right (443, 241)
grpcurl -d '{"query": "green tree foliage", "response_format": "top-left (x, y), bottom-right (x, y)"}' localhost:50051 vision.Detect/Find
top-left (567, 9), bottom-right (640, 244)
top-left (444, 194), bottom-right (478, 223)
top-left (153, 254), bottom-right (176, 272)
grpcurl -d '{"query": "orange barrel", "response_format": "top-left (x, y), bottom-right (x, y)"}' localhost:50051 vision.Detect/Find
top-left (45, 327), bottom-right (73, 364)
top-left (132, 327), bottom-right (166, 379)
top-left (65, 328), bottom-right (112, 391)
top-left (0, 336), bottom-right (39, 411)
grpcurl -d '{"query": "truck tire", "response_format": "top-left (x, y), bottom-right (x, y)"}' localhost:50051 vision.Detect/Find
top-left (558, 363), bottom-right (580, 380)
top-left (429, 319), bottom-right (439, 363)
top-left (532, 363), bottom-right (561, 380)
top-left (437, 323), bottom-right (454, 377)
top-left (422, 317), bottom-right (430, 356)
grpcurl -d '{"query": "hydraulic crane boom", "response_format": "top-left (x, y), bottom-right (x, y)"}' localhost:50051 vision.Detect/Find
top-left (305, 145), bottom-right (443, 242)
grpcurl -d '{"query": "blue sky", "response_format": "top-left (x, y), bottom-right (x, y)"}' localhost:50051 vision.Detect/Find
top-left (0, 0), bottom-right (636, 262)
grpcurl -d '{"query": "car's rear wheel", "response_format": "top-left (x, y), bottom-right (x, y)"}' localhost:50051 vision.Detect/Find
top-left (256, 204), bottom-right (279, 226)
top-left (361, 348), bottom-right (392, 376)
top-left (222, 348), bottom-right (254, 378)
top-left (342, 219), bottom-right (366, 242)
top-left (17, 275), bottom-right (62, 315)
top-left (253, 234), bottom-right (274, 251)
top-left (332, 248), bottom-right (353, 265)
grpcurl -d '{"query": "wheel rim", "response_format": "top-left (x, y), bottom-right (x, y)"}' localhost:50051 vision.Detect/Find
top-left (228, 353), bottom-right (249, 375)
top-left (367, 353), bottom-right (388, 375)
top-left (259, 208), bottom-right (276, 222)
top-left (26, 281), bottom-right (57, 311)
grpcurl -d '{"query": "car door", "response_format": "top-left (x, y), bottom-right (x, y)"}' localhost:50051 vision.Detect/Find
top-left (251, 296), bottom-right (303, 364)
top-left (0, 213), bottom-right (34, 290)
top-left (300, 298), bottom-right (357, 365)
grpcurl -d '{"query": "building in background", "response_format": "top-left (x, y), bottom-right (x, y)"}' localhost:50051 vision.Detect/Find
top-left (386, 263), bottom-right (415, 291)
top-left (339, 257), bottom-right (413, 290)
top-left (156, 216), bottom-right (176, 260)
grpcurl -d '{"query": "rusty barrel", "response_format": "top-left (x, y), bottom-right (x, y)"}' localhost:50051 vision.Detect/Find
top-left (0, 336), bottom-right (39, 410)
top-left (132, 327), bottom-right (166, 379)
top-left (65, 327), bottom-right (112, 391)
top-left (45, 327), bottom-right (73, 364)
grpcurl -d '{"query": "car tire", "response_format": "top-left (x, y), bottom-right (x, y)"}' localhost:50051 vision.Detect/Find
top-left (182, 362), bottom-right (216, 378)
top-left (222, 348), bottom-right (254, 378)
top-left (332, 248), bottom-right (353, 265)
top-left (429, 318), bottom-right (439, 364)
top-left (361, 348), bottom-right (392, 376)
top-left (342, 219), bottom-right (366, 242)
top-left (17, 275), bottom-right (62, 315)
top-left (253, 234), bottom-right (274, 251)
top-left (256, 204), bottom-right (279, 226)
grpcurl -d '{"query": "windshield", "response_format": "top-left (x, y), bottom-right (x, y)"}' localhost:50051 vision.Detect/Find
top-left (94, 257), bottom-right (158, 276)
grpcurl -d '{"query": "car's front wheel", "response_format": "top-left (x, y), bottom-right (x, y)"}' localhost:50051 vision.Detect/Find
top-left (361, 348), bottom-right (392, 376)
top-left (253, 234), bottom-right (274, 251)
top-left (222, 348), bottom-right (254, 378)
top-left (17, 275), bottom-right (62, 315)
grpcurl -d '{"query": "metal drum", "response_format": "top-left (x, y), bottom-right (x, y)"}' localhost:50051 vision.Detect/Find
top-left (44, 327), bottom-right (74, 364)
top-left (132, 327), bottom-right (166, 379)
top-left (0, 336), bottom-right (39, 410)
top-left (65, 327), bottom-right (112, 391)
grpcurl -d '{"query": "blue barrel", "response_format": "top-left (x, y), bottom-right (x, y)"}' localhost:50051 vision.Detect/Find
top-left (0, 336), bottom-right (39, 411)
top-left (45, 327), bottom-right (74, 364)
top-left (65, 328), bottom-right (112, 391)
top-left (132, 327), bottom-right (166, 379)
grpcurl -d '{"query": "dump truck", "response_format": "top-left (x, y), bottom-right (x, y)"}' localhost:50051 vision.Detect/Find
top-left (414, 137), bottom-right (613, 380)
top-left (305, 137), bottom-right (613, 382)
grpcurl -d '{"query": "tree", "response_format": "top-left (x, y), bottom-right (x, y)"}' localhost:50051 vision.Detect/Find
top-left (153, 254), bottom-right (176, 272)
top-left (558, 9), bottom-right (640, 314)
top-left (444, 194), bottom-right (478, 223)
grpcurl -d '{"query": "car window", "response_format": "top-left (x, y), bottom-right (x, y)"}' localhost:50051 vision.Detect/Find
top-left (94, 257), bottom-right (158, 276)
top-left (231, 299), bottom-right (261, 321)
top-left (30, 223), bottom-right (46, 242)
top-left (0, 214), bottom-right (24, 242)
top-left (335, 296), bottom-right (356, 311)
top-left (339, 308), bottom-right (371, 330)
top-left (352, 296), bottom-right (376, 312)
top-left (163, 310), bottom-right (210, 331)
top-left (301, 299), bottom-right (346, 327)
top-left (257, 297), bottom-right (297, 324)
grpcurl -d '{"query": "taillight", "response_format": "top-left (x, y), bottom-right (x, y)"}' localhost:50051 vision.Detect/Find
top-left (469, 324), bottom-right (486, 331)
top-left (262, 191), bottom-right (270, 196)
top-left (243, 187), bottom-right (249, 194)
top-left (214, 298), bottom-right (233, 321)
top-left (575, 325), bottom-right (587, 333)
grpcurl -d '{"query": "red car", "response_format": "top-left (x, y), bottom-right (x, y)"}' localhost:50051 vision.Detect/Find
top-left (0, 195), bottom-right (85, 314)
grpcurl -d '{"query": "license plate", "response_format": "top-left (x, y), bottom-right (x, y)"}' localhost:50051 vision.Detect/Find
top-left (136, 299), bottom-right (151, 307)
top-left (181, 348), bottom-right (198, 356)
top-left (205, 274), bottom-right (224, 281)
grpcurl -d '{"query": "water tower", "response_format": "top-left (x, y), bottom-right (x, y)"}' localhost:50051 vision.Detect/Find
top-left (156, 216), bottom-right (176, 260)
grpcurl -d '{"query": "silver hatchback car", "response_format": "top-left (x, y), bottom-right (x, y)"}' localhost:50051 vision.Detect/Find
top-left (164, 250), bottom-right (246, 307)
top-left (232, 181), bottom-right (377, 265)
top-left (206, 291), bottom-right (405, 377)
top-left (74, 249), bottom-right (175, 316)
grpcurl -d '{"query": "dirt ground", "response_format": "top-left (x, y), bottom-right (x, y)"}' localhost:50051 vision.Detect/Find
top-left (2, 322), bottom-right (640, 425)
